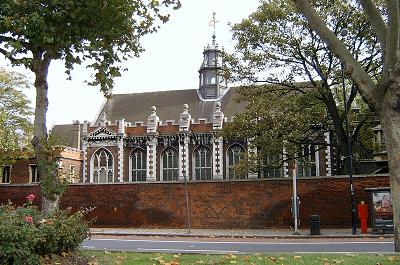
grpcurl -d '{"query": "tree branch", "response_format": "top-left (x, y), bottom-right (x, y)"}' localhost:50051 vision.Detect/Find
top-left (292, 0), bottom-right (382, 112)
top-left (358, 0), bottom-right (388, 50)
top-left (384, 0), bottom-right (400, 78)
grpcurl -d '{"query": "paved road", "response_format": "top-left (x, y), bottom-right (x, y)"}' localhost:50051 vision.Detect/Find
top-left (82, 238), bottom-right (395, 254)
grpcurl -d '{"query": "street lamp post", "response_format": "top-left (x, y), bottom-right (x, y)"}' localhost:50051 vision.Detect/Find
top-left (340, 29), bottom-right (357, 235)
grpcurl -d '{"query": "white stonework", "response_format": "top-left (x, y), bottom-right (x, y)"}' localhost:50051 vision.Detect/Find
top-left (147, 106), bottom-right (159, 134)
top-left (178, 135), bottom-right (190, 180)
top-left (146, 137), bottom-right (157, 181)
top-left (212, 102), bottom-right (224, 130)
top-left (247, 139), bottom-right (258, 179)
top-left (212, 136), bottom-right (223, 180)
top-left (118, 118), bottom-right (125, 134)
top-left (82, 121), bottom-right (88, 182)
top-left (82, 141), bottom-right (87, 182)
top-left (179, 104), bottom-right (191, 132)
top-left (315, 145), bottom-right (320, 176)
top-left (283, 148), bottom-right (289, 178)
top-left (118, 139), bottom-right (124, 182)
top-left (324, 131), bottom-right (332, 176)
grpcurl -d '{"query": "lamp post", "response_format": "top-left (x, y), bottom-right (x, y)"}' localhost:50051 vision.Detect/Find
top-left (340, 29), bottom-right (357, 235)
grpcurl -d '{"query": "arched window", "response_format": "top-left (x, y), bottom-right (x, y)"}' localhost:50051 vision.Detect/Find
top-left (161, 147), bottom-right (178, 181)
top-left (227, 144), bottom-right (246, 179)
top-left (91, 148), bottom-right (114, 183)
top-left (193, 146), bottom-right (212, 180)
top-left (130, 148), bottom-right (146, 182)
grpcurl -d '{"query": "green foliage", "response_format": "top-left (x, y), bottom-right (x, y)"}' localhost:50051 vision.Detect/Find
top-left (225, 0), bottom-right (380, 172)
top-left (222, 85), bottom-right (326, 160)
top-left (37, 134), bottom-right (68, 200)
top-left (0, 195), bottom-right (90, 265)
top-left (0, 68), bottom-right (33, 165)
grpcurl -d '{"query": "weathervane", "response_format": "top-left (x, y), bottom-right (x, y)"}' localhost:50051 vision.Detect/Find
top-left (209, 12), bottom-right (219, 45)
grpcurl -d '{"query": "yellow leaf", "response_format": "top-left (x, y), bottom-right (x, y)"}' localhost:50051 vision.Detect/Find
top-left (60, 252), bottom-right (68, 257)
top-left (229, 261), bottom-right (237, 264)
top-left (293, 256), bottom-right (302, 259)
top-left (268, 256), bottom-right (277, 262)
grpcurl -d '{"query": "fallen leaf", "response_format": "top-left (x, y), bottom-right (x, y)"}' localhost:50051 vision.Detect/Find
top-left (293, 256), bottom-right (302, 259)
top-left (268, 256), bottom-right (277, 262)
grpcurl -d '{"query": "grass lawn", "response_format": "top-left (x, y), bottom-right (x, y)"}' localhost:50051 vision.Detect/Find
top-left (82, 250), bottom-right (400, 265)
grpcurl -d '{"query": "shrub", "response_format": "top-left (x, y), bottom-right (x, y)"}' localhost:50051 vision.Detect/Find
top-left (0, 194), bottom-right (90, 265)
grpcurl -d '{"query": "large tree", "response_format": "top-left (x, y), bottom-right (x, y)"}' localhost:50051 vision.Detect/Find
top-left (0, 68), bottom-right (33, 165)
top-left (0, 0), bottom-right (181, 212)
top-left (225, 0), bottom-right (380, 173)
top-left (292, 0), bottom-right (400, 251)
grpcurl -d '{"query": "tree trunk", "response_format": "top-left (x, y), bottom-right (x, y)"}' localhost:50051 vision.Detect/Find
top-left (31, 55), bottom-right (59, 213)
top-left (381, 85), bottom-right (400, 252)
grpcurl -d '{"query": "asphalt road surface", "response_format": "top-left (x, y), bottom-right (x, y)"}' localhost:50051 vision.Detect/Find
top-left (82, 238), bottom-right (395, 254)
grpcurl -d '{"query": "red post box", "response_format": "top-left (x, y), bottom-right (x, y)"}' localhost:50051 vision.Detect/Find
top-left (358, 201), bottom-right (369, 234)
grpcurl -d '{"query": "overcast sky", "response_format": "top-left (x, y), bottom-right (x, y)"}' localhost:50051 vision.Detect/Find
top-left (1, 0), bottom-right (260, 128)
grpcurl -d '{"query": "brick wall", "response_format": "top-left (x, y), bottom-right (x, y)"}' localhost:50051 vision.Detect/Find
top-left (0, 175), bottom-right (389, 228)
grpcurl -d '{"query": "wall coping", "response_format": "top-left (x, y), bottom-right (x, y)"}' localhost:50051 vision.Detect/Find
top-left (0, 174), bottom-right (388, 187)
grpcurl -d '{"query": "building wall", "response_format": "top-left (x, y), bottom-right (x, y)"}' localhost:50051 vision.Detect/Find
top-left (0, 175), bottom-right (389, 228)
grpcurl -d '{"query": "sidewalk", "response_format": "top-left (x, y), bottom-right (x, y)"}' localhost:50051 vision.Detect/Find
top-left (90, 227), bottom-right (394, 239)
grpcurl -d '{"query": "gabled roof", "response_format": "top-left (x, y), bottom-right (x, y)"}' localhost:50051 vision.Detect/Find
top-left (96, 88), bottom-right (245, 124)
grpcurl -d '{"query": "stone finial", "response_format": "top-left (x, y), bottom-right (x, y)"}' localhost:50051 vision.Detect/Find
top-left (212, 102), bottom-right (224, 130)
top-left (147, 106), bottom-right (159, 134)
top-left (118, 118), bottom-right (125, 134)
top-left (100, 112), bottom-right (107, 126)
top-left (179, 104), bottom-right (191, 132)
top-left (82, 120), bottom-right (88, 135)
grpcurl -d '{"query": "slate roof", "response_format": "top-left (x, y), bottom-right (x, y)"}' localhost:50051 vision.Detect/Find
top-left (96, 88), bottom-right (245, 124)
top-left (51, 123), bottom-right (82, 149)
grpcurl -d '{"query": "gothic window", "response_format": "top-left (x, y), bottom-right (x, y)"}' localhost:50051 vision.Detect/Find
top-left (161, 147), bottom-right (178, 181)
top-left (227, 144), bottom-right (246, 179)
top-left (1, 166), bottom-right (11, 183)
top-left (91, 148), bottom-right (114, 183)
top-left (130, 148), bottom-right (146, 182)
top-left (29, 164), bottom-right (39, 183)
top-left (262, 154), bottom-right (283, 178)
top-left (298, 145), bottom-right (318, 177)
top-left (193, 146), bottom-right (212, 180)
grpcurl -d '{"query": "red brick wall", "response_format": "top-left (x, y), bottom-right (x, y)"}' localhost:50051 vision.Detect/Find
top-left (0, 175), bottom-right (389, 228)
